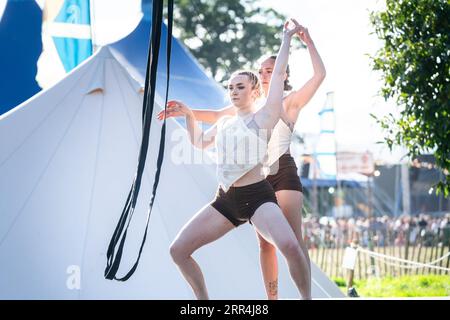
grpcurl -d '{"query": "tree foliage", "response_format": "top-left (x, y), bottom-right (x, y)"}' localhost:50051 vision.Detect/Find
top-left (370, 0), bottom-right (450, 196)
top-left (173, 0), bottom-right (300, 84)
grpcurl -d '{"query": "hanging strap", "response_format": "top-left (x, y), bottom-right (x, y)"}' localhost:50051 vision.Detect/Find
top-left (104, 0), bottom-right (173, 281)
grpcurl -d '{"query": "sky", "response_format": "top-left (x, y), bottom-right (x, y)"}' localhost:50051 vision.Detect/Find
top-left (259, 0), bottom-right (407, 164)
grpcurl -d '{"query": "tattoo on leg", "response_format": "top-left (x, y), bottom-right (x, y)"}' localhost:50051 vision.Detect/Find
top-left (268, 279), bottom-right (278, 297)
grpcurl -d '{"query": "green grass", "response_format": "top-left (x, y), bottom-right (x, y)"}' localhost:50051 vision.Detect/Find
top-left (333, 275), bottom-right (450, 297)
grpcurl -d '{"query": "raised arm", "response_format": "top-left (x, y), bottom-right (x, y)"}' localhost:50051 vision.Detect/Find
top-left (284, 26), bottom-right (326, 114)
top-left (166, 100), bottom-right (217, 149)
top-left (157, 105), bottom-right (235, 124)
top-left (254, 19), bottom-right (302, 130)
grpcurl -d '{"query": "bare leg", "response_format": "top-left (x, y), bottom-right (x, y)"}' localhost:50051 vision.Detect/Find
top-left (256, 232), bottom-right (278, 299)
top-left (251, 202), bottom-right (311, 299)
top-left (170, 204), bottom-right (235, 299)
top-left (276, 190), bottom-right (311, 297)
top-left (256, 190), bottom-right (311, 299)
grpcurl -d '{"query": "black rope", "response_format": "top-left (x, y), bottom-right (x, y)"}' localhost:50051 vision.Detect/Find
top-left (104, 0), bottom-right (173, 281)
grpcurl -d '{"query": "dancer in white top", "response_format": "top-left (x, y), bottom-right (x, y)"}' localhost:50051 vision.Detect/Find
top-left (167, 19), bottom-right (310, 300)
top-left (160, 25), bottom-right (325, 299)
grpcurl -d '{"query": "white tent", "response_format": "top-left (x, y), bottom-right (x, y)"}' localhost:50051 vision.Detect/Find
top-left (0, 47), bottom-right (344, 299)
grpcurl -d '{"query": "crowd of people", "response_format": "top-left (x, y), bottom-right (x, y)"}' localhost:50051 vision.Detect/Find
top-left (302, 213), bottom-right (450, 249)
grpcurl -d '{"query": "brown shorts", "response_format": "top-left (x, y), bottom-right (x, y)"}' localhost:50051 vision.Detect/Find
top-left (211, 179), bottom-right (278, 227)
top-left (266, 153), bottom-right (303, 193)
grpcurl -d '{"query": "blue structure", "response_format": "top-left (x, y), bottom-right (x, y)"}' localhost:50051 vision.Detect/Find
top-left (51, 0), bottom-right (93, 72)
top-left (0, 0), bottom-right (42, 114)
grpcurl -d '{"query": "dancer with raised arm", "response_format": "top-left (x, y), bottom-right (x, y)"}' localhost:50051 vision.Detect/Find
top-left (160, 24), bottom-right (325, 299)
top-left (167, 20), bottom-right (310, 300)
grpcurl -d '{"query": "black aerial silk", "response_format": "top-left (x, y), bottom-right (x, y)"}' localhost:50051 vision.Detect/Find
top-left (104, 0), bottom-right (174, 281)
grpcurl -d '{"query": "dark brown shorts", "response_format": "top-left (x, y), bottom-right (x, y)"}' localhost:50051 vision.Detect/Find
top-left (266, 153), bottom-right (303, 193)
top-left (211, 179), bottom-right (278, 227)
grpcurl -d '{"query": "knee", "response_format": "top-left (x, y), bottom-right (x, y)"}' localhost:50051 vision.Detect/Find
top-left (278, 239), bottom-right (301, 258)
top-left (169, 240), bottom-right (189, 264)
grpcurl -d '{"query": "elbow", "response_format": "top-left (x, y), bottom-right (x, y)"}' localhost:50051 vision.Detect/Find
top-left (313, 72), bottom-right (326, 86)
top-left (197, 142), bottom-right (212, 150)
top-left (191, 138), bottom-right (204, 149)
top-left (190, 140), bottom-right (198, 148)
top-left (274, 66), bottom-right (288, 78)
top-left (195, 144), bottom-right (205, 150)
top-left (317, 68), bottom-right (326, 81)
top-left (193, 136), bottom-right (212, 150)
top-left (273, 62), bottom-right (289, 78)
top-left (316, 71), bottom-right (326, 82)
top-left (189, 136), bottom-right (202, 149)
top-left (192, 141), bottom-right (205, 150)
top-left (271, 69), bottom-right (288, 84)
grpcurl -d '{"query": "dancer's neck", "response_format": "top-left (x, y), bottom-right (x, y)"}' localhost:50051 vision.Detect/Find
top-left (235, 104), bottom-right (255, 118)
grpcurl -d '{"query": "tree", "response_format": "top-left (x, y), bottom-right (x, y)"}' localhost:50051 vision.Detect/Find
top-left (173, 0), bottom-right (301, 84)
top-left (369, 0), bottom-right (450, 196)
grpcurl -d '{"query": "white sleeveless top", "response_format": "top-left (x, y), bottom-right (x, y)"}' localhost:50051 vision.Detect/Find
top-left (257, 92), bottom-right (294, 167)
top-left (215, 115), bottom-right (268, 191)
top-left (266, 120), bottom-right (293, 166)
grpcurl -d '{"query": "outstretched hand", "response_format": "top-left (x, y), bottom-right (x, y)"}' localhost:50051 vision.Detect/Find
top-left (157, 100), bottom-right (192, 120)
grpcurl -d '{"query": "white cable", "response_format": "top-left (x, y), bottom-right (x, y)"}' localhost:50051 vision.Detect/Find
top-left (361, 252), bottom-right (450, 271)
top-left (357, 247), bottom-right (450, 266)
top-left (356, 247), bottom-right (450, 271)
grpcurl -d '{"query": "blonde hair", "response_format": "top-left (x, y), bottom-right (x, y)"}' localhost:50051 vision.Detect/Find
top-left (230, 70), bottom-right (262, 98)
